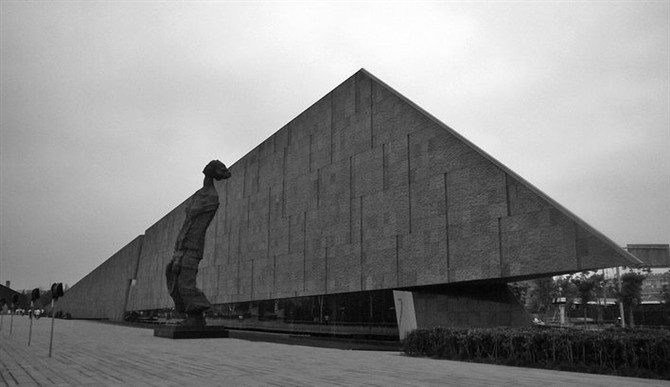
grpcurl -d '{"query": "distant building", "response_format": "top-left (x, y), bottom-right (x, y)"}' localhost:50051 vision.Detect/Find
top-left (627, 244), bottom-right (670, 268)
top-left (626, 244), bottom-right (670, 304)
top-left (0, 284), bottom-right (28, 311)
top-left (639, 271), bottom-right (670, 303)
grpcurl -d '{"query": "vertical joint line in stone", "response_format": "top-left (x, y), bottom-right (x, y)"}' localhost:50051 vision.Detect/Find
top-left (330, 93), bottom-right (333, 165)
top-left (309, 134), bottom-right (313, 172)
top-left (359, 196), bottom-right (364, 245)
top-left (504, 174), bottom-right (511, 217)
top-left (227, 232), bottom-right (232, 265)
top-left (215, 265), bottom-right (221, 301)
top-left (497, 217), bottom-right (504, 277)
top-left (395, 235), bottom-right (400, 287)
top-left (282, 148), bottom-right (287, 218)
top-left (288, 215), bottom-right (292, 254)
top-left (267, 187), bottom-right (272, 258)
top-left (212, 202), bottom-right (219, 264)
top-left (324, 246), bottom-right (328, 294)
top-left (359, 196), bottom-right (364, 290)
top-left (349, 156), bottom-right (354, 243)
top-left (125, 237), bottom-right (144, 314)
top-left (256, 153), bottom-right (261, 193)
top-left (407, 134), bottom-right (412, 234)
top-left (354, 74), bottom-right (358, 114)
top-left (236, 254), bottom-right (240, 295)
top-left (444, 172), bottom-right (450, 281)
top-left (370, 77), bottom-right (373, 149)
top-left (247, 196), bottom-right (250, 228)
top-left (273, 131), bottom-right (277, 153)
top-left (251, 259), bottom-right (254, 297)
top-left (273, 255), bottom-right (276, 295)
top-left (303, 211), bottom-right (307, 292)
top-left (224, 179), bottom-right (229, 206)
top-left (382, 143), bottom-right (387, 191)
top-left (238, 223), bottom-right (243, 256)
top-left (224, 182), bottom-right (230, 234)
top-left (316, 168), bottom-right (321, 209)
top-left (243, 158), bottom-right (248, 197)
top-left (574, 224), bottom-right (582, 270)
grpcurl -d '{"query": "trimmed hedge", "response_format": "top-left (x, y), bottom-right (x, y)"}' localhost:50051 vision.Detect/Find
top-left (402, 326), bottom-right (670, 379)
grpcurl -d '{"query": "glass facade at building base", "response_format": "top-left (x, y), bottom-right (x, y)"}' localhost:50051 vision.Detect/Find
top-left (129, 289), bottom-right (399, 341)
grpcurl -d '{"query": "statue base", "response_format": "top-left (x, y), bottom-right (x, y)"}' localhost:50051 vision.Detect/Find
top-left (154, 325), bottom-right (229, 339)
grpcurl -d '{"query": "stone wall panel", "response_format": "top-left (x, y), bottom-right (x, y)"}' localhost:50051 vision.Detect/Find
top-left (304, 248), bottom-right (326, 294)
top-left (258, 148), bottom-right (284, 191)
top-left (449, 218), bottom-right (500, 282)
top-left (327, 243), bottom-right (362, 294)
top-left (353, 146), bottom-right (384, 198)
top-left (274, 253), bottom-right (306, 298)
top-left (408, 216), bottom-right (449, 285)
top-left (320, 157), bottom-right (351, 202)
top-left (288, 211), bottom-right (306, 255)
top-left (268, 216), bottom-right (289, 257)
top-left (285, 171), bottom-right (318, 216)
top-left (252, 256), bottom-right (274, 299)
top-left (332, 113), bottom-right (372, 162)
top-left (310, 126), bottom-right (332, 172)
top-left (216, 263), bottom-right (238, 304)
top-left (500, 209), bottom-right (577, 278)
top-left (332, 76), bottom-right (356, 122)
top-left (362, 236), bottom-right (397, 290)
top-left (285, 135), bottom-right (310, 180)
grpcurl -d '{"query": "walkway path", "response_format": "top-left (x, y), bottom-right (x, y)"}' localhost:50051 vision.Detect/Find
top-left (0, 316), bottom-right (666, 386)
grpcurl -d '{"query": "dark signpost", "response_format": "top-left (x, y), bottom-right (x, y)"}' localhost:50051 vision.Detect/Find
top-left (28, 288), bottom-right (40, 345)
top-left (49, 283), bottom-right (64, 357)
top-left (10, 294), bottom-right (18, 335)
top-left (0, 298), bottom-right (5, 331)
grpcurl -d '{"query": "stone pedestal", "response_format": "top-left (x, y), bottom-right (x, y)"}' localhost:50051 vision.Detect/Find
top-left (154, 325), bottom-right (229, 339)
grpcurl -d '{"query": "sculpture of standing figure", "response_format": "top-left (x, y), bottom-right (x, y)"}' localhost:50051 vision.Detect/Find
top-left (166, 160), bottom-right (231, 326)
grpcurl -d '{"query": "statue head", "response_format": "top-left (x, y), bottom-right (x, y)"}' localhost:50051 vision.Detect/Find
top-left (203, 160), bottom-right (231, 181)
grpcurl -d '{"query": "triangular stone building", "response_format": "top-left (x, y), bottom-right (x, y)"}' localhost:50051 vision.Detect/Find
top-left (58, 70), bottom-right (641, 337)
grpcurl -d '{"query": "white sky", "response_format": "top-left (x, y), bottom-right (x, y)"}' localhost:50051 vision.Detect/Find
top-left (1, 2), bottom-right (668, 291)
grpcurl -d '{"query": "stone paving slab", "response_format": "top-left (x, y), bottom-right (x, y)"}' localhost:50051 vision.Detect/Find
top-left (0, 316), bottom-right (667, 386)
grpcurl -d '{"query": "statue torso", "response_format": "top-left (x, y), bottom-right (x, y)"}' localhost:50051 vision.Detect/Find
top-left (175, 186), bottom-right (220, 256)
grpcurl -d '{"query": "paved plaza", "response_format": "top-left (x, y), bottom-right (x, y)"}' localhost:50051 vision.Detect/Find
top-left (0, 316), bottom-right (666, 386)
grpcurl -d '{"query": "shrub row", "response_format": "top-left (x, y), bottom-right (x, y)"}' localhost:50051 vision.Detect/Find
top-left (402, 326), bottom-right (670, 379)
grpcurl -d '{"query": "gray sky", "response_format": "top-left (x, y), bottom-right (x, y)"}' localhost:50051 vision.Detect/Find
top-left (1, 2), bottom-right (668, 291)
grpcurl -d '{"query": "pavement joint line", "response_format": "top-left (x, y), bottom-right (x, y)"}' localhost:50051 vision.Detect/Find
top-left (1, 317), bottom-right (668, 386)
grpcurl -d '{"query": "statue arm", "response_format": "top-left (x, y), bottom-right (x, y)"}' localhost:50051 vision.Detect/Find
top-left (174, 197), bottom-right (194, 251)
top-left (171, 251), bottom-right (184, 274)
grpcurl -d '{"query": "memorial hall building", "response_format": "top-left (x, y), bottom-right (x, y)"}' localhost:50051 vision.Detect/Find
top-left (57, 70), bottom-right (641, 339)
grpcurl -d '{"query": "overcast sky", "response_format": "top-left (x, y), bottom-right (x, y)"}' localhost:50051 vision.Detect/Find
top-left (1, 2), bottom-right (668, 291)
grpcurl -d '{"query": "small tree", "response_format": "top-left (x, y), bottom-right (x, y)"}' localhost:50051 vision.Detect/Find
top-left (556, 275), bottom-right (578, 305)
top-left (526, 277), bottom-right (557, 315)
top-left (661, 284), bottom-right (670, 309)
top-left (589, 273), bottom-right (606, 324)
top-left (508, 281), bottom-right (531, 308)
top-left (660, 270), bottom-right (670, 311)
top-left (572, 273), bottom-right (597, 326)
top-left (618, 271), bottom-right (647, 328)
top-left (555, 275), bottom-right (578, 324)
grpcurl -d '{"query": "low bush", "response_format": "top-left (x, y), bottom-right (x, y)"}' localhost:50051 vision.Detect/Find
top-left (402, 326), bottom-right (670, 379)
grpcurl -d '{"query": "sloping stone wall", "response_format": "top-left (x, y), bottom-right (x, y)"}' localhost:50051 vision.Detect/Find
top-left (62, 70), bottom-right (641, 319)
top-left (57, 236), bottom-right (143, 319)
